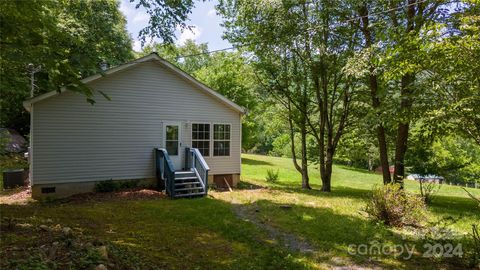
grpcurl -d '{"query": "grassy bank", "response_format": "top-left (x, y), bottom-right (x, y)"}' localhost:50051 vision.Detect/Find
top-left (1, 154), bottom-right (479, 269)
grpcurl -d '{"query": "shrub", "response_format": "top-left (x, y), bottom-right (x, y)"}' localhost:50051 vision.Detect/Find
top-left (365, 184), bottom-right (427, 227)
top-left (419, 179), bottom-right (441, 204)
top-left (95, 180), bottom-right (118, 193)
top-left (470, 224), bottom-right (480, 267)
top-left (95, 179), bottom-right (139, 193)
top-left (265, 169), bottom-right (279, 183)
top-left (118, 179), bottom-right (139, 189)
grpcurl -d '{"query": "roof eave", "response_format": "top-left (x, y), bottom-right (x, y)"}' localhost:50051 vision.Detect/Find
top-left (22, 53), bottom-right (246, 114)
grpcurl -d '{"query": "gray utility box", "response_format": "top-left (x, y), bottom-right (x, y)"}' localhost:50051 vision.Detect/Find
top-left (3, 169), bottom-right (27, 189)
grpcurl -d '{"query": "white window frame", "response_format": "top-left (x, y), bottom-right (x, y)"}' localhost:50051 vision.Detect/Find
top-left (191, 122), bottom-right (211, 157)
top-left (213, 123), bottom-right (231, 157)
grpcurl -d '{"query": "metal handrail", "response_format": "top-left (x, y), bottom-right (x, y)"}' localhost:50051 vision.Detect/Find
top-left (185, 147), bottom-right (210, 193)
top-left (155, 148), bottom-right (176, 197)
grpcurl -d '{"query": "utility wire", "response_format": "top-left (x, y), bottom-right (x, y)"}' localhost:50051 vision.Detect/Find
top-left (176, 0), bottom-right (439, 59)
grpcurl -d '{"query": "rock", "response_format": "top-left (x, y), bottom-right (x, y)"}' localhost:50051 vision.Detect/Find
top-left (48, 245), bottom-right (58, 259)
top-left (62, 227), bottom-right (72, 236)
top-left (46, 218), bottom-right (53, 223)
top-left (93, 264), bottom-right (107, 270)
top-left (39, 225), bottom-right (50, 231)
top-left (97, 246), bottom-right (108, 259)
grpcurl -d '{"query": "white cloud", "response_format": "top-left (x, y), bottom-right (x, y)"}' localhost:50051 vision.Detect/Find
top-left (176, 25), bottom-right (202, 45)
top-left (133, 40), bottom-right (142, 52)
top-left (207, 9), bottom-right (216, 17)
top-left (119, 0), bottom-right (134, 17)
top-left (133, 12), bottom-right (149, 24)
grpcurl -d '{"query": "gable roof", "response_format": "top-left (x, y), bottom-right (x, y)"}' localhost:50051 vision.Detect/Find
top-left (23, 53), bottom-right (246, 114)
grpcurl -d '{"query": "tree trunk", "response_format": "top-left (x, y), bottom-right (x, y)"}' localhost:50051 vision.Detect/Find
top-left (300, 120), bottom-right (311, 189)
top-left (377, 125), bottom-right (391, 184)
top-left (287, 101), bottom-right (310, 189)
top-left (393, 74), bottom-right (414, 184)
top-left (321, 147), bottom-right (333, 192)
top-left (358, 5), bottom-right (392, 184)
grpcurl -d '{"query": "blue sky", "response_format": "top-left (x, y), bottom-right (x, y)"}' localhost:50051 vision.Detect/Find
top-left (120, 0), bottom-right (232, 52)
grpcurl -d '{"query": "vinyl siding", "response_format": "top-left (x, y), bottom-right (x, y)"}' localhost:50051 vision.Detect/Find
top-left (32, 60), bottom-right (241, 185)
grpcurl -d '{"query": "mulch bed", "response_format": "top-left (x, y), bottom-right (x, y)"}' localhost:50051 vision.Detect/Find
top-left (63, 188), bottom-right (167, 203)
top-left (0, 187), bottom-right (32, 204)
top-left (0, 187), bottom-right (167, 205)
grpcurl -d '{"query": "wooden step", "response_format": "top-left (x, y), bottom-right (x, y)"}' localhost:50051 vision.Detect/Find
top-left (175, 186), bottom-right (204, 192)
top-left (174, 176), bottom-right (198, 181)
top-left (174, 192), bottom-right (206, 198)
top-left (175, 181), bottom-right (201, 186)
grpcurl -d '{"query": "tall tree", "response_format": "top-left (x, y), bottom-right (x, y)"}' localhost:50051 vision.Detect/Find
top-left (0, 0), bottom-right (133, 134)
top-left (143, 41), bottom-right (261, 151)
top-left (219, 0), bottom-right (358, 191)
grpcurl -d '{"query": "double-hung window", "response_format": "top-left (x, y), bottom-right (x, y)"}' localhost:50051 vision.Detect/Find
top-left (191, 123), bottom-right (210, 156)
top-left (213, 124), bottom-right (230, 156)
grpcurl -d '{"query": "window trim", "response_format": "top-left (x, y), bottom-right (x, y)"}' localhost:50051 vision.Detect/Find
top-left (213, 123), bottom-right (231, 157)
top-left (191, 122), bottom-right (211, 157)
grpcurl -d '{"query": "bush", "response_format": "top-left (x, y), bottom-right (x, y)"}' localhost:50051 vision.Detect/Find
top-left (365, 184), bottom-right (427, 227)
top-left (95, 179), bottom-right (139, 193)
top-left (265, 169), bottom-right (279, 183)
top-left (95, 180), bottom-right (118, 193)
top-left (419, 179), bottom-right (441, 204)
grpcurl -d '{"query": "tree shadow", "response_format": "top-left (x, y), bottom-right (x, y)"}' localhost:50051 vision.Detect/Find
top-left (0, 195), bottom-right (311, 270)
top-left (270, 181), bottom-right (371, 201)
top-left (336, 164), bottom-right (376, 174)
top-left (231, 198), bottom-right (443, 269)
top-left (241, 157), bottom-right (273, 166)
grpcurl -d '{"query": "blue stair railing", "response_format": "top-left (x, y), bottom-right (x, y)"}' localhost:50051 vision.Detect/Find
top-left (185, 147), bottom-right (210, 193)
top-left (155, 148), bottom-right (176, 197)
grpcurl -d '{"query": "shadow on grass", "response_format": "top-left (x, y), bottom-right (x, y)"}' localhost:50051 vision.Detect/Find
top-left (241, 157), bottom-right (273, 166)
top-left (233, 198), bottom-right (444, 269)
top-left (336, 164), bottom-right (376, 174)
top-left (1, 195), bottom-right (312, 270)
top-left (427, 194), bottom-right (479, 218)
top-left (270, 181), bottom-right (371, 201)
top-left (256, 180), bottom-right (479, 218)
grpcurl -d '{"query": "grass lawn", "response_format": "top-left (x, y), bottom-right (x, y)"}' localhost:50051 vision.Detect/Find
top-left (1, 154), bottom-right (479, 269)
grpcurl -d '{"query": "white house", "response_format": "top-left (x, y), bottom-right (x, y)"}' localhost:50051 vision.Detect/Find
top-left (23, 53), bottom-right (245, 199)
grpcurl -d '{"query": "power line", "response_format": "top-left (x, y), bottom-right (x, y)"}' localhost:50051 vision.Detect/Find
top-left (176, 0), bottom-right (440, 59)
top-left (176, 46), bottom-right (239, 59)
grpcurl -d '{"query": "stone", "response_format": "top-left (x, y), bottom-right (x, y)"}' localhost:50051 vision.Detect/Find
top-left (93, 264), bottom-right (107, 270)
top-left (39, 225), bottom-right (50, 231)
top-left (97, 245), bottom-right (108, 259)
top-left (62, 227), bottom-right (72, 236)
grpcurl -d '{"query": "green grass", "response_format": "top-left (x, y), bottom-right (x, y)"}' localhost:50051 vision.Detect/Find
top-left (1, 154), bottom-right (479, 269)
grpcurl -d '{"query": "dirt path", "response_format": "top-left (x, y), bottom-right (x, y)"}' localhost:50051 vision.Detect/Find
top-left (230, 200), bottom-right (315, 254)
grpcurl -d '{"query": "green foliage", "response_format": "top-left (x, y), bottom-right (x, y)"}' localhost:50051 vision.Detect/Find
top-left (132, 0), bottom-right (195, 45)
top-left (419, 179), bottom-right (441, 204)
top-left (143, 41), bottom-right (262, 151)
top-left (0, 0), bottom-right (134, 135)
top-left (0, 154), bottom-right (28, 170)
top-left (265, 169), bottom-right (279, 183)
top-left (94, 179), bottom-right (139, 193)
top-left (365, 184), bottom-right (427, 228)
top-left (95, 180), bottom-right (118, 193)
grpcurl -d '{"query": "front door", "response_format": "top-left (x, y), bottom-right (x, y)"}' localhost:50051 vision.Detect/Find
top-left (163, 122), bottom-right (182, 170)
